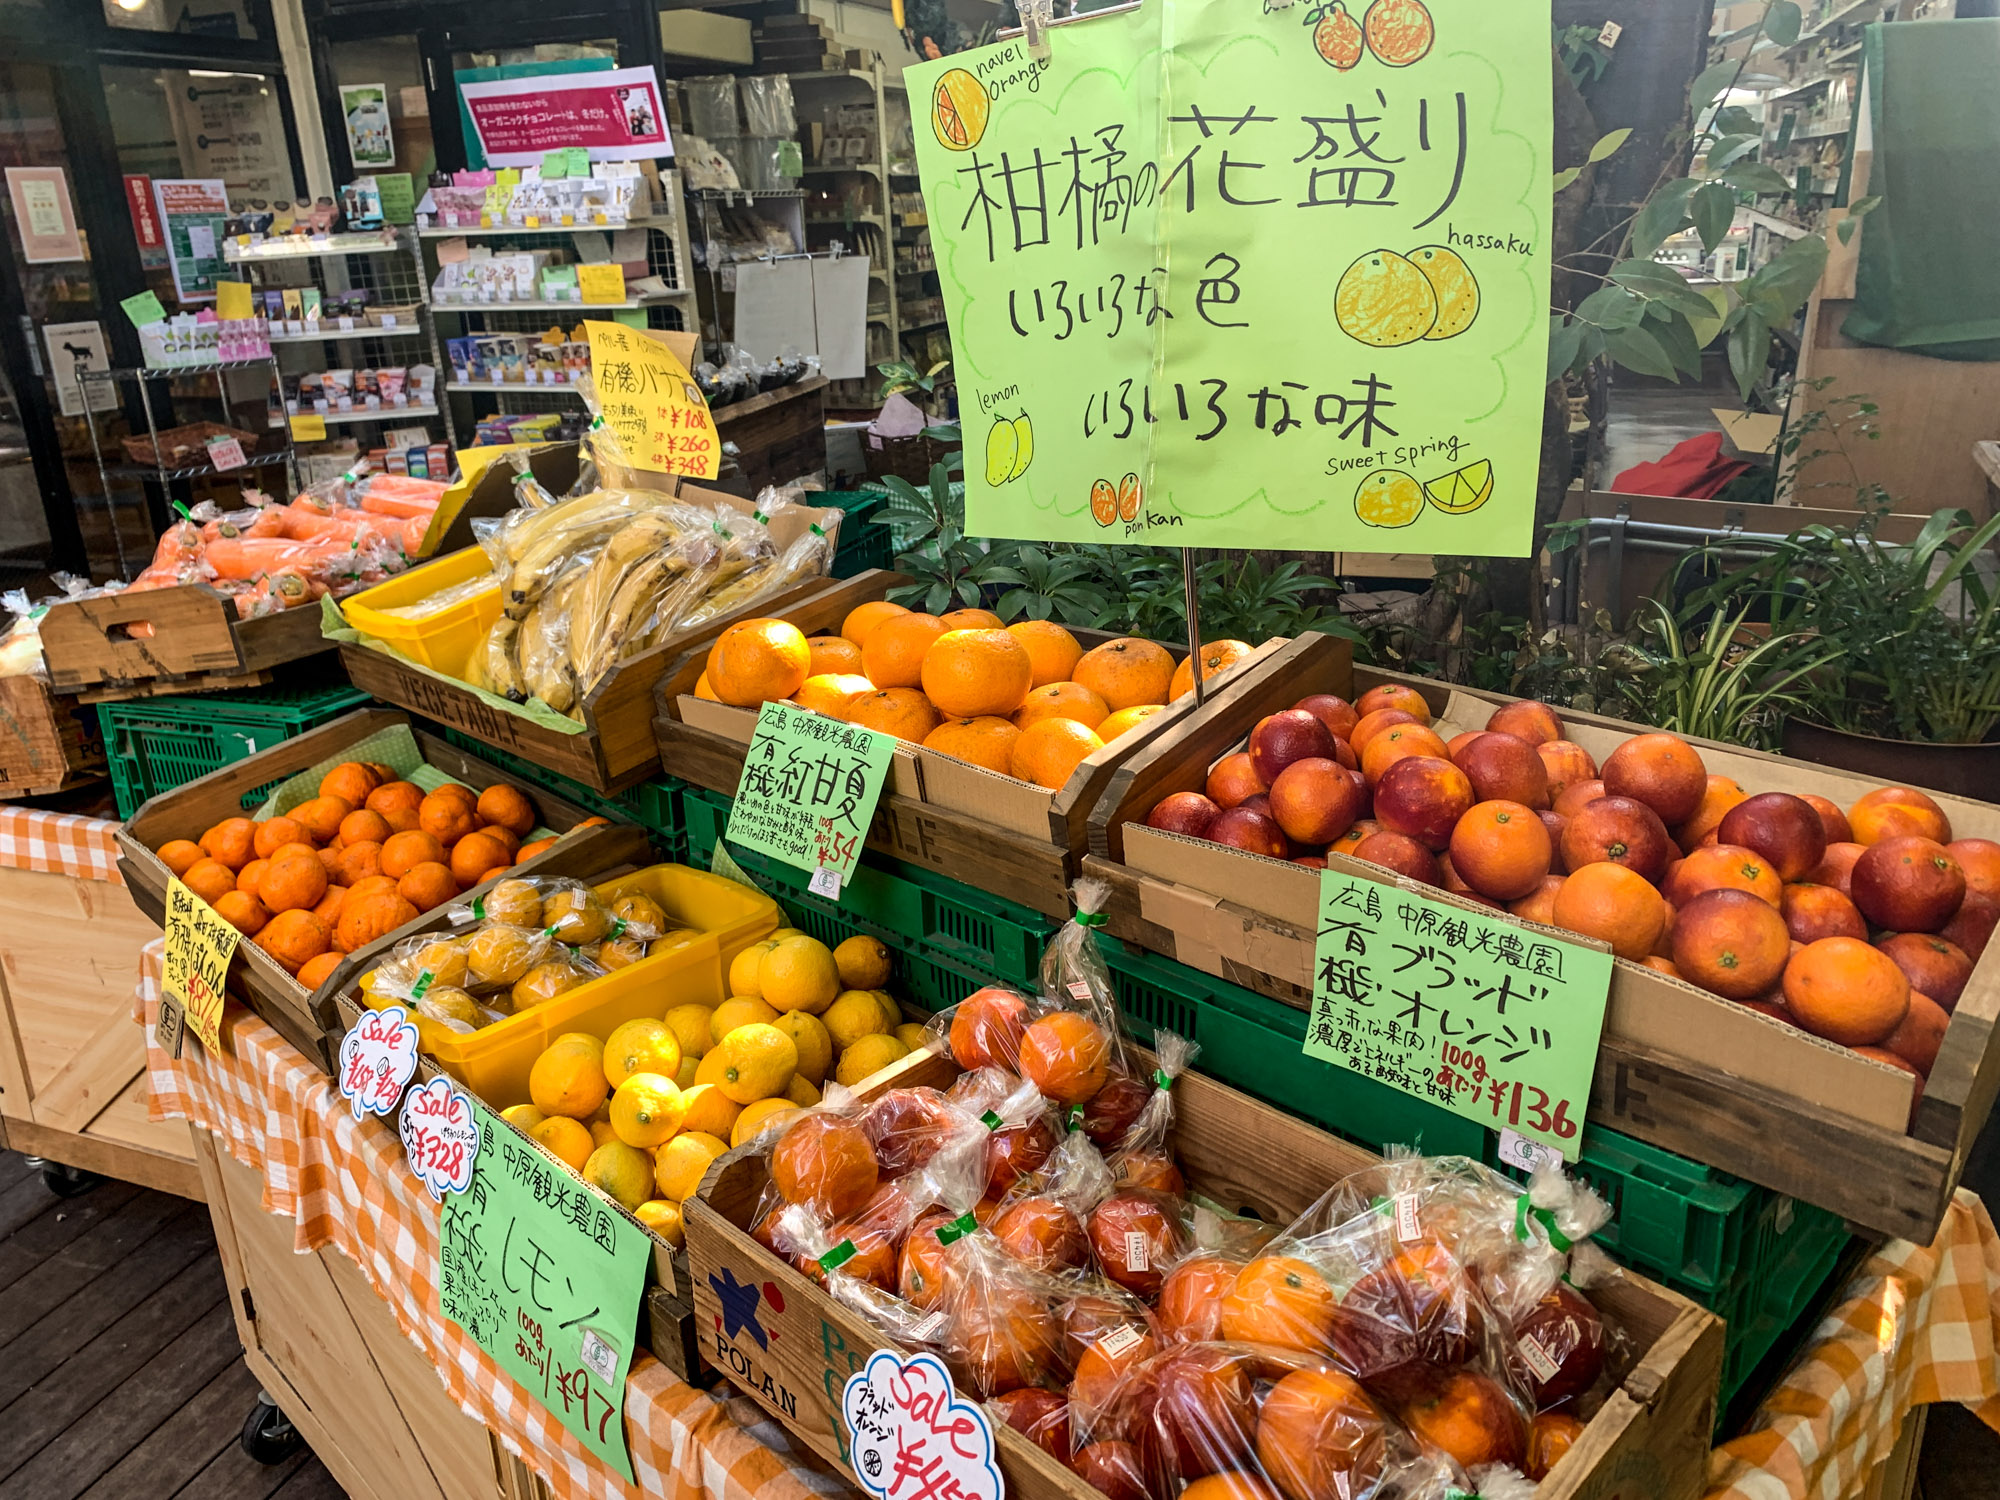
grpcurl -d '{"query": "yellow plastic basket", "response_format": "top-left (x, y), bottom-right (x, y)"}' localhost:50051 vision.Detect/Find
top-left (367, 864), bottom-right (779, 1106)
top-left (340, 547), bottom-right (502, 676)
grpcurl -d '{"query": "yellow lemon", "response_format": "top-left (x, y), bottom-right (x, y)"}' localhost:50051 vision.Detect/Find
top-left (603, 1018), bottom-right (683, 1090)
top-left (663, 1002), bottom-right (715, 1059)
top-left (679, 1082), bottom-right (742, 1139)
top-left (528, 1033), bottom-right (609, 1120)
top-left (531, 1115), bottom-right (594, 1170)
top-left (713, 1023), bottom-right (799, 1104)
top-left (728, 939), bottom-right (779, 998)
top-left (611, 1072), bottom-right (689, 1148)
top-left (985, 417), bottom-right (1020, 488)
top-left (769, 927), bottom-right (807, 942)
top-left (410, 938), bottom-right (469, 991)
top-left (835, 1033), bottom-right (910, 1087)
top-left (655, 1131), bottom-right (728, 1201)
top-left (824, 990), bottom-right (893, 1051)
top-left (833, 934), bottom-right (892, 990)
top-left (674, 1055), bottom-right (700, 1089)
top-left (894, 1023), bottom-right (932, 1054)
top-left (636, 1199), bottom-right (684, 1247)
top-left (1409, 245), bottom-right (1480, 340)
top-left (1335, 249), bottom-right (1438, 348)
top-left (420, 988), bottom-right (483, 1027)
top-left (772, 1010), bottom-right (833, 1085)
top-left (1424, 458), bottom-right (1495, 515)
top-left (1354, 469), bottom-right (1426, 528)
top-left (785, 1074), bottom-right (822, 1107)
top-left (733, 1098), bottom-right (803, 1148)
top-left (500, 1103), bottom-right (547, 1133)
top-left (711, 995), bottom-right (779, 1043)
top-left (759, 936), bottom-right (840, 1015)
top-left (590, 1119), bottom-right (620, 1150)
top-left (695, 1048), bottom-right (728, 1086)
top-left (870, 990), bottom-right (903, 1026)
top-left (584, 1141), bottom-right (655, 1211)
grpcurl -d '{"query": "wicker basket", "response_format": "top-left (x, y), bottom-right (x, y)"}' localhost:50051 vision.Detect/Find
top-left (120, 421), bottom-right (263, 469)
top-left (862, 431), bottom-right (949, 485)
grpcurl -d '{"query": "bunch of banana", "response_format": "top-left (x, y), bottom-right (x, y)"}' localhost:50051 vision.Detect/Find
top-left (567, 511), bottom-right (712, 689)
top-left (517, 561), bottom-right (586, 713)
top-left (496, 489), bottom-right (686, 621)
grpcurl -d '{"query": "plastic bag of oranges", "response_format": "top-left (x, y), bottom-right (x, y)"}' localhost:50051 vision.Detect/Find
top-left (1039, 878), bottom-right (1127, 1038)
top-left (986, 1110), bottom-right (1117, 1276)
top-left (1104, 1030), bottom-right (1199, 1195)
top-left (443, 876), bottom-right (668, 949)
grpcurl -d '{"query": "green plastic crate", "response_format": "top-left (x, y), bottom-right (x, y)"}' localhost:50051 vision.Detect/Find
top-left (440, 728), bottom-right (686, 843)
top-left (101, 684), bottom-right (371, 819)
top-left (818, 491), bottom-right (894, 577)
top-left (1707, 1200), bottom-right (1857, 1429)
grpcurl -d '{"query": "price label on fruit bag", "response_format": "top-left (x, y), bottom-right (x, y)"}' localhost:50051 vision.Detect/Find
top-left (439, 1098), bottom-right (648, 1482)
top-left (338, 1005), bottom-right (419, 1121)
top-left (161, 877), bottom-right (239, 1057)
top-left (843, 1350), bottom-right (1002, 1500)
top-left (728, 700), bottom-right (896, 891)
top-left (1302, 873), bottom-right (1613, 1160)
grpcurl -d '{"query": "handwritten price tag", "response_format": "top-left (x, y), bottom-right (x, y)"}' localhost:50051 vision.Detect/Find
top-left (205, 434), bottom-right (247, 472)
top-left (162, 877), bottom-right (239, 1055)
top-left (399, 1076), bottom-right (480, 1199)
top-left (577, 263), bottom-right (626, 304)
top-left (339, 1005), bottom-right (420, 1122)
top-left (842, 1351), bottom-right (1002, 1500)
top-left (727, 700), bottom-right (896, 887)
top-left (582, 320), bottom-right (719, 479)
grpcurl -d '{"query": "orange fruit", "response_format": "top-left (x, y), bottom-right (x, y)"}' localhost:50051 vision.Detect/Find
top-left (397, 862), bottom-right (459, 911)
top-left (1671, 888), bottom-right (1791, 1000)
top-left (1159, 1256), bottom-right (1240, 1342)
top-left (267, 841), bottom-right (319, 867)
top-left (1355, 682), bottom-right (1432, 724)
top-left (1010, 718), bottom-right (1103, 789)
top-left (449, 830), bottom-right (512, 889)
top-left (795, 673), bottom-right (873, 719)
top-left (770, 1114), bottom-right (878, 1217)
top-left (200, 817), bottom-right (257, 870)
top-left (845, 688), bottom-right (940, 742)
top-left (1350, 707), bottom-right (1419, 753)
top-left (1018, 1011), bottom-right (1110, 1103)
top-left (840, 599), bottom-right (910, 649)
top-left (1098, 704), bottom-right (1167, 741)
top-left (158, 839), bottom-right (205, 877)
top-left (320, 762), bottom-right (382, 806)
top-left (518, 836), bottom-right (557, 860)
top-left (259, 851), bottom-right (329, 914)
top-left (380, 830), bottom-right (444, 880)
top-left (1551, 861), bottom-right (1667, 961)
top-left (1487, 700), bottom-right (1564, 745)
top-left (366, 781), bottom-right (424, 820)
top-left (923, 716), bottom-right (1021, 773)
top-left (418, 794), bottom-right (477, 847)
top-left (1358, 722), bottom-right (1450, 785)
top-left (290, 796), bottom-right (352, 846)
top-left (1672, 775), bottom-right (1748, 851)
top-left (940, 607), bottom-right (1004, 630)
top-left (1508, 873), bottom-right (1566, 925)
top-left (335, 891), bottom-right (420, 955)
top-left (1448, 800), bottom-right (1553, 902)
top-left (334, 840), bottom-right (384, 888)
top-left (1949, 838), bottom-right (2000, 901)
top-left (236, 859), bottom-right (270, 897)
top-left (337, 809), bottom-right (390, 848)
top-left (862, 612), bottom-right (949, 689)
top-left (312, 884), bottom-right (348, 925)
top-left (429, 781), bottom-right (478, 809)
top-left (297, 951), bottom-right (343, 990)
top-left (346, 875), bottom-right (398, 905)
top-left (213, 889), bottom-right (269, 936)
top-left (1012, 681), bottom-right (1110, 732)
top-left (1073, 638), bottom-right (1174, 710)
top-left (1662, 844), bottom-right (1782, 908)
top-left (805, 635), bottom-right (864, 676)
top-left (707, 617), bottom-right (813, 706)
top-left (1783, 937), bottom-right (1911, 1046)
top-left (252, 816), bottom-right (308, 861)
top-left (476, 783), bottom-right (537, 836)
top-left (1070, 1326), bottom-right (1159, 1410)
top-left (1602, 732), bottom-right (1708, 826)
top-left (1850, 786), bottom-right (1953, 846)
top-left (1169, 639), bottom-right (1254, 700)
top-left (922, 628), bottom-right (1034, 718)
top-left (255, 909), bottom-right (331, 975)
top-left (1219, 1256), bottom-right (1337, 1351)
top-left (1007, 620), bottom-right (1084, 687)
top-left (1257, 1367), bottom-right (1387, 1500)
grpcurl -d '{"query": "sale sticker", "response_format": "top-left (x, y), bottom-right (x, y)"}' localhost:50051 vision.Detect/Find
top-left (205, 434), bottom-right (247, 472)
top-left (162, 877), bottom-right (239, 1055)
top-left (727, 700), bottom-right (896, 885)
top-left (1301, 872), bottom-right (1612, 1160)
top-left (399, 1076), bottom-right (480, 1199)
top-left (338, 1005), bottom-right (419, 1121)
top-left (842, 1350), bottom-right (1002, 1500)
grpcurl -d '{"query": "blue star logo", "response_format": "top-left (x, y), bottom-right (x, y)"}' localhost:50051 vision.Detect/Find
top-left (710, 1267), bottom-right (769, 1350)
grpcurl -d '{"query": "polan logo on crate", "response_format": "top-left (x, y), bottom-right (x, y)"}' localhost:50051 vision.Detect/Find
top-left (706, 1265), bottom-right (802, 1421)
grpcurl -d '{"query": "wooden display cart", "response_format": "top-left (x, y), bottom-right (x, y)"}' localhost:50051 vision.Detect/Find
top-left (0, 676), bottom-right (106, 799)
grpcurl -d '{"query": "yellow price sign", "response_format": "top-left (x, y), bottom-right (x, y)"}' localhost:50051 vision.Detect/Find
top-left (215, 280), bottom-right (253, 321)
top-left (577, 264), bottom-right (627, 304)
top-left (161, 877), bottom-right (240, 1056)
top-left (291, 413), bottom-right (327, 441)
top-left (583, 321), bottom-right (719, 479)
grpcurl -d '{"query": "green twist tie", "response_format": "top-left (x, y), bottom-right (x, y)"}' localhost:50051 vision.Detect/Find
top-left (470, 897), bottom-right (486, 922)
top-left (173, 500), bottom-right (193, 520)
top-left (1152, 1069), bottom-right (1171, 1091)
top-left (810, 522), bottom-right (826, 537)
top-left (819, 1240), bottom-right (858, 1271)
top-left (1514, 1195), bottom-right (1574, 1254)
top-left (934, 1212), bottom-right (980, 1246)
top-left (1066, 1106), bottom-right (1085, 1133)
top-left (979, 1110), bottom-right (1003, 1131)
top-left (608, 916), bottom-right (628, 941)
top-left (1075, 912), bottom-right (1108, 928)
top-left (410, 970), bottom-right (435, 1001)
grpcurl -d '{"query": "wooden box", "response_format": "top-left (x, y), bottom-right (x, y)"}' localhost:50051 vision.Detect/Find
top-left (39, 585), bottom-right (334, 703)
top-left (713, 375), bottom-right (828, 493)
top-left (1084, 649), bottom-right (2000, 1243)
top-left (652, 572), bottom-right (1280, 920)
top-left (0, 674), bottom-right (105, 798)
top-left (685, 1046), bottom-right (1723, 1500)
top-left (114, 707), bottom-right (641, 1069)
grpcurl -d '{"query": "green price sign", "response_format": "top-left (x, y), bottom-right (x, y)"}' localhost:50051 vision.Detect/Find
top-left (905, 0), bottom-right (1551, 555)
top-left (1303, 872), bottom-right (1612, 1159)
top-left (726, 700), bottom-right (896, 893)
top-left (438, 1102), bottom-right (648, 1480)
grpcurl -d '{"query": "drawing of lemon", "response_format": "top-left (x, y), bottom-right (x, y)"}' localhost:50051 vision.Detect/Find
top-left (1355, 469), bottom-right (1426, 527)
top-left (1009, 414), bottom-right (1033, 480)
top-left (1335, 250), bottom-right (1438, 348)
top-left (1424, 458), bottom-right (1494, 514)
top-left (1408, 246), bottom-right (1479, 340)
top-left (932, 69), bottom-right (990, 152)
top-left (984, 417), bottom-right (1019, 487)
top-left (1090, 479), bottom-right (1118, 527)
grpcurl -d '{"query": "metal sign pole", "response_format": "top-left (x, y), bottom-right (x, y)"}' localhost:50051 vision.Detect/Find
top-left (1182, 547), bottom-right (1206, 705)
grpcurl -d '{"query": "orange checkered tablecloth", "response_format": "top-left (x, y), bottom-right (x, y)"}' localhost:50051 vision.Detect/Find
top-left (0, 806), bottom-right (123, 881)
top-left (135, 941), bottom-right (855, 1500)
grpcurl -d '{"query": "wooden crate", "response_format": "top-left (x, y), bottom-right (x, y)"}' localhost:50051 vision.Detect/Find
top-left (713, 375), bottom-right (828, 493)
top-left (39, 585), bottom-right (334, 703)
top-left (115, 707), bottom-right (645, 1070)
top-left (0, 674), bottom-right (105, 799)
top-left (652, 573), bottom-right (1282, 920)
top-left (0, 858), bottom-right (201, 1198)
top-left (685, 1046), bottom-right (1723, 1500)
top-left (1084, 649), bottom-right (2000, 1243)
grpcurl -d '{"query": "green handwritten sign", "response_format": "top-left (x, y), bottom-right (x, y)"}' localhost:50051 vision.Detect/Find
top-left (1303, 872), bottom-right (1610, 1159)
top-left (439, 1102), bottom-right (648, 1481)
top-left (906, 0), bottom-right (1551, 555)
top-left (121, 290), bottom-right (166, 329)
top-left (726, 700), bottom-right (896, 893)
top-left (377, 172), bottom-right (416, 225)
top-left (541, 149), bottom-right (571, 179)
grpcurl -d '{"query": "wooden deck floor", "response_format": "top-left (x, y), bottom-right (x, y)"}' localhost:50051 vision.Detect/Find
top-left (0, 1149), bottom-right (343, 1500)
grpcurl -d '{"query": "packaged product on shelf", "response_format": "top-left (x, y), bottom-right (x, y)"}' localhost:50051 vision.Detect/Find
top-left (376, 368), bottom-right (405, 407)
top-left (324, 368), bottom-right (354, 412)
top-left (540, 264), bottom-right (579, 303)
top-left (281, 288), bottom-right (304, 329)
top-left (300, 288), bottom-right (322, 325)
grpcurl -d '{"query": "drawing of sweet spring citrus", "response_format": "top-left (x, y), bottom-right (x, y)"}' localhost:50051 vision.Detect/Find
top-left (1364, 0), bottom-right (1434, 65)
top-left (1409, 246), bottom-right (1479, 339)
top-left (1425, 458), bottom-right (1494, 514)
top-left (1356, 470), bottom-right (1426, 527)
top-left (1336, 250), bottom-right (1438, 348)
top-left (1090, 479), bottom-right (1119, 527)
top-left (931, 69), bottom-right (989, 152)
top-left (1306, 1), bottom-right (1365, 68)
top-left (1117, 473), bottom-right (1142, 521)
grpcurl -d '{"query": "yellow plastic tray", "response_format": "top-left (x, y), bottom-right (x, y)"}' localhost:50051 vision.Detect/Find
top-left (341, 546), bottom-right (502, 677)
top-left (366, 864), bottom-right (779, 1106)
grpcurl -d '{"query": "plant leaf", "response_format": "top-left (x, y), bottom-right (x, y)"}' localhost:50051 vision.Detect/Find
top-left (1767, 0), bottom-right (1803, 46)
top-left (1714, 105), bottom-right (1759, 136)
top-left (1604, 323), bottom-right (1679, 381)
top-left (1687, 282), bottom-right (1732, 349)
top-left (1630, 177), bottom-right (1700, 259)
top-left (1546, 315), bottom-right (1585, 382)
top-left (1740, 233), bottom-right (1828, 321)
top-left (1553, 165), bottom-right (1583, 193)
top-left (1693, 182), bottom-right (1739, 253)
top-left (1727, 308), bottom-right (1771, 402)
top-left (1647, 308), bottom-right (1706, 380)
top-left (1611, 258), bottom-right (1725, 318)
top-left (1576, 285), bottom-right (1647, 331)
top-left (1588, 128), bottom-right (1632, 163)
top-left (1690, 59), bottom-right (1741, 117)
top-left (1723, 161), bottom-right (1794, 194)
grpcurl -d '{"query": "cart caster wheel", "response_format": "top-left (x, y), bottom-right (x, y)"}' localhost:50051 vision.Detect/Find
top-left (241, 1394), bottom-right (303, 1464)
top-left (41, 1162), bottom-right (103, 1198)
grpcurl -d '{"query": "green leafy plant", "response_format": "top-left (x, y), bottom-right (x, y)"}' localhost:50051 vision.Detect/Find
top-left (1620, 596), bottom-right (1837, 750)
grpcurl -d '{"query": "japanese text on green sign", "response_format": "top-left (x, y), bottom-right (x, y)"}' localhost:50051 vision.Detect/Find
top-left (727, 700), bottom-right (896, 886)
top-left (439, 1103), bottom-right (648, 1480)
top-left (1303, 872), bottom-right (1610, 1159)
top-left (905, 0), bottom-right (1551, 554)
